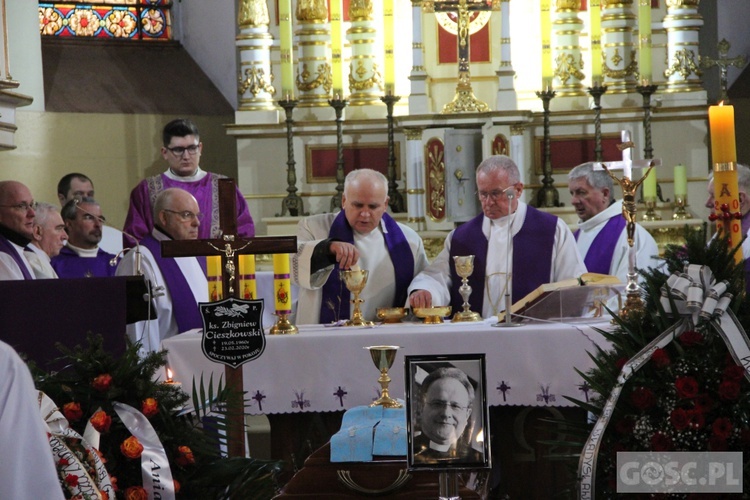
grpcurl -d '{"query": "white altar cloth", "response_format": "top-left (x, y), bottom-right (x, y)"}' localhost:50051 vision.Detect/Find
top-left (162, 318), bottom-right (611, 415)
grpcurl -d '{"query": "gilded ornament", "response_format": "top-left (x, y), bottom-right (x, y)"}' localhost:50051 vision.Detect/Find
top-left (554, 0), bottom-right (581, 10)
top-left (611, 48), bottom-right (623, 66)
top-left (349, 0), bottom-right (374, 21)
top-left (435, 11), bottom-right (491, 36)
top-left (296, 0), bottom-right (328, 22)
top-left (554, 53), bottom-right (585, 84)
top-left (664, 48), bottom-right (703, 79)
top-left (603, 51), bottom-right (638, 79)
top-left (666, 0), bottom-right (700, 7)
top-left (238, 66), bottom-right (276, 96)
top-left (427, 143), bottom-right (446, 222)
top-left (349, 62), bottom-right (383, 91)
top-left (238, 0), bottom-right (270, 27)
top-left (601, 0), bottom-right (633, 7)
top-left (404, 128), bottom-right (424, 141)
top-left (296, 63), bottom-right (333, 92)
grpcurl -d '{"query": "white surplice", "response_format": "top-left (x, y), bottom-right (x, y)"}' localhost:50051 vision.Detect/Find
top-left (26, 244), bottom-right (59, 279)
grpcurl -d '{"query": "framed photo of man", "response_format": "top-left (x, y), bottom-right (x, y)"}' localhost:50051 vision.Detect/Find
top-left (405, 353), bottom-right (490, 470)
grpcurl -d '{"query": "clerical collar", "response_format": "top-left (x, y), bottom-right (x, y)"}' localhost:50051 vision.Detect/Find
top-left (153, 225), bottom-right (175, 241)
top-left (66, 242), bottom-right (99, 258)
top-left (428, 440), bottom-right (452, 452)
top-left (578, 200), bottom-right (622, 231)
top-left (165, 167), bottom-right (207, 182)
top-left (0, 224), bottom-right (31, 247)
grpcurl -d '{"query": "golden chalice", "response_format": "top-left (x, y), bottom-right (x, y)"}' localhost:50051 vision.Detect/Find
top-left (341, 269), bottom-right (374, 326)
top-left (452, 255), bottom-right (481, 322)
top-left (365, 345), bottom-right (402, 408)
top-left (413, 306), bottom-right (452, 324)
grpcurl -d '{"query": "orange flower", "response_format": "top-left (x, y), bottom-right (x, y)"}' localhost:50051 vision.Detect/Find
top-left (175, 445), bottom-right (195, 467)
top-left (141, 398), bottom-right (159, 418)
top-left (63, 402), bottom-right (83, 422)
top-left (100, 490), bottom-right (109, 500)
top-left (120, 436), bottom-right (144, 459)
top-left (90, 410), bottom-right (112, 433)
top-left (124, 486), bottom-right (148, 500)
top-left (110, 476), bottom-right (118, 491)
top-left (92, 373), bottom-right (113, 392)
top-left (173, 479), bottom-right (180, 494)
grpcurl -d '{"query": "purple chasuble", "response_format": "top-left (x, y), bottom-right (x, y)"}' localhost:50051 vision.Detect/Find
top-left (0, 234), bottom-right (32, 280)
top-left (140, 234), bottom-right (203, 333)
top-left (319, 212), bottom-right (414, 323)
top-left (574, 214), bottom-right (626, 275)
top-left (51, 246), bottom-right (117, 278)
top-left (449, 207), bottom-right (557, 313)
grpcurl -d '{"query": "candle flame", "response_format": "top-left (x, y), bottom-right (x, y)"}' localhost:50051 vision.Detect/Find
top-left (166, 368), bottom-right (173, 382)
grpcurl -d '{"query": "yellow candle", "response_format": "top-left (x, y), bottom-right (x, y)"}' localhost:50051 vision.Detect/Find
top-left (239, 255), bottom-right (257, 300)
top-left (638, 0), bottom-right (652, 83)
top-left (383, 0), bottom-right (395, 93)
top-left (673, 164), bottom-right (687, 197)
top-left (708, 103), bottom-right (737, 164)
top-left (273, 254), bottom-right (292, 314)
top-left (590, 0), bottom-right (601, 84)
top-left (642, 168), bottom-right (657, 199)
top-left (540, 0), bottom-right (552, 89)
top-left (207, 256), bottom-right (223, 302)
top-left (330, 0), bottom-right (343, 96)
top-left (279, 0), bottom-right (295, 99)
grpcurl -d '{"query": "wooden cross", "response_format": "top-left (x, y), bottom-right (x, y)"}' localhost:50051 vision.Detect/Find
top-left (161, 178), bottom-right (296, 458)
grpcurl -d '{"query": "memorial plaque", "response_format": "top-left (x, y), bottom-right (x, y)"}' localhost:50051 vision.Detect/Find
top-left (200, 297), bottom-right (265, 368)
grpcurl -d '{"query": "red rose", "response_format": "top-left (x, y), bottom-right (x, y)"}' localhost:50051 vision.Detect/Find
top-left (175, 445), bottom-right (195, 467)
top-left (174, 479), bottom-right (181, 494)
top-left (63, 402), bottom-right (83, 422)
top-left (141, 398), bottom-right (159, 418)
top-left (631, 387), bottom-right (656, 410)
top-left (679, 330), bottom-right (703, 347)
top-left (708, 434), bottom-right (728, 451)
top-left (92, 373), bottom-right (113, 392)
top-left (718, 380), bottom-right (741, 401)
top-left (687, 409), bottom-right (705, 429)
top-left (120, 436), bottom-right (144, 459)
top-left (615, 417), bottom-right (635, 435)
top-left (675, 376), bottom-right (699, 399)
top-left (670, 408), bottom-right (689, 431)
top-left (694, 393), bottom-right (715, 412)
top-left (723, 365), bottom-right (745, 382)
top-left (651, 432), bottom-right (673, 451)
top-left (712, 417), bottom-right (733, 439)
top-left (90, 410), bottom-right (112, 433)
top-left (65, 474), bottom-right (79, 487)
top-left (124, 486), bottom-right (148, 500)
top-left (615, 357), bottom-right (628, 371)
top-left (652, 348), bottom-right (671, 368)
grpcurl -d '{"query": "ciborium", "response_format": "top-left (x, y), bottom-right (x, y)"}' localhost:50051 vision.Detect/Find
top-left (341, 269), bottom-right (374, 326)
top-left (365, 345), bottom-right (402, 408)
top-left (452, 255), bottom-right (481, 322)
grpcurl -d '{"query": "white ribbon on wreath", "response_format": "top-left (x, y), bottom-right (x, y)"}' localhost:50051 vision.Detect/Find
top-left (577, 264), bottom-right (750, 499)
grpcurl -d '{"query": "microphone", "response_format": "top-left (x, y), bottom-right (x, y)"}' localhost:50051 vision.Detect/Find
top-left (109, 230), bottom-right (142, 276)
top-left (494, 185), bottom-right (521, 328)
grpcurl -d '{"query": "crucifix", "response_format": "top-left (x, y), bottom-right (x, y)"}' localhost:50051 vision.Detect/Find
top-left (435, 0), bottom-right (491, 113)
top-left (162, 178), bottom-right (297, 458)
top-left (701, 39), bottom-right (747, 102)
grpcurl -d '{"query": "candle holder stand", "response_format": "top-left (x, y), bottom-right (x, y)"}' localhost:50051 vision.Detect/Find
top-left (642, 197), bottom-right (661, 221)
top-left (673, 195), bottom-right (689, 220)
top-left (329, 97), bottom-right (348, 212)
top-left (587, 84), bottom-right (608, 162)
top-left (269, 311), bottom-right (299, 335)
top-left (277, 98), bottom-right (308, 217)
top-left (535, 88), bottom-right (560, 207)
top-left (381, 93), bottom-right (405, 213)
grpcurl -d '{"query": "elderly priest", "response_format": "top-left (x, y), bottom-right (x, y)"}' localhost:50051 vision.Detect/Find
top-left (0, 180), bottom-right (38, 280)
top-left (409, 155), bottom-right (586, 318)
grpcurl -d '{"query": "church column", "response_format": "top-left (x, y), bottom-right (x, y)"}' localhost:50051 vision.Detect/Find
top-left (409, 0), bottom-right (430, 114)
top-left (236, 0), bottom-right (277, 113)
top-left (663, 0), bottom-right (703, 93)
top-left (552, 0), bottom-right (585, 96)
top-left (510, 124), bottom-right (529, 204)
top-left (404, 128), bottom-right (426, 231)
top-left (347, 0), bottom-right (383, 105)
top-left (295, 0), bottom-right (332, 107)
top-left (495, 0), bottom-right (516, 110)
top-left (601, 0), bottom-right (637, 93)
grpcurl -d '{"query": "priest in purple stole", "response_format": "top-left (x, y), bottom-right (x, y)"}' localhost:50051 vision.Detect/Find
top-left (569, 163), bottom-right (659, 283)
top-left (409, 155), bottom-right (586, 318)
top-left (293, 169), bottom-right (429, 324)
top-left (0, 181), bottom-right (37, 280)
top-left (116, 188), bottom-right (207, 355)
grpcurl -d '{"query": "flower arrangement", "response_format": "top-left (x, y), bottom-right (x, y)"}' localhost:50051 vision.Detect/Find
top-left (569, 230), bottom-right (750, 496)
top-left (31, 335), bottom-right (282, 499)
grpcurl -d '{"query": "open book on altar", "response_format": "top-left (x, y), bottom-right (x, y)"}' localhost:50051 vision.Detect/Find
top-left (498, 273), bottom-right (624, 322)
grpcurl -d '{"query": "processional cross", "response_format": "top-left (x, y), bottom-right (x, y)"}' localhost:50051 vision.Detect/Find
top-left (435, 0), bottom-right (491, 113)
top-left (701, 39), bottom-right (747, 102)
top-left (161, 179), bottom-right (296, 458)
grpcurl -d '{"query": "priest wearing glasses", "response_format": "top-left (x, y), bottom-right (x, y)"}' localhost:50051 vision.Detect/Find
top-left (409, 155), bottom-right (585, 318)
top-left (0, 180), bottom-right (38, 280)
top-left (123, 118), bottom-right (255, 244)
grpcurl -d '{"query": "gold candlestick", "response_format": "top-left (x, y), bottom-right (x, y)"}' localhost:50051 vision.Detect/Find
top-left (673, 195), bottom-right (689, 220)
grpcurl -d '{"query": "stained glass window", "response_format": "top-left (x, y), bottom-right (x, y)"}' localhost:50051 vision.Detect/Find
top-left (39, 1), bottom-right (172, 40)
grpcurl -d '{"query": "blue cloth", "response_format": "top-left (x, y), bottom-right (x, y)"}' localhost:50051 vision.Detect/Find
top-left (330, 404), bottom-right (407, 462)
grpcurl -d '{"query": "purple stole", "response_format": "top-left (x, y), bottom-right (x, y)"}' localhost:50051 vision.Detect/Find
top-left (574, 215), bottom-right (626, 275)
top-left (0, 234), bottom-right (32, 280)
top-left (319, 212), bottom-right (414, 323)
top-left (140, 234), bottom-right (203, 333)
top-left (449, 207), bottom-right (557, 313)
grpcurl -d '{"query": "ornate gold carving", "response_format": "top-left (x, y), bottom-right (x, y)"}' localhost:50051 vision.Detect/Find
top-left (603, 50), bottom-right (638, 79)
top-left (296, 62), bottom-right (333, 92)
top-left (554, 0), bottom-right (581, 10)
top-left (349, 0), bottom-right (374, 21)
top-left (423, 237), bottom-right (447, 261)
top-left (426, 139), bottom-right (446, 221)
top-left (238, 0), bottom-right (269, 27)
top-left (666, 0), bottom-right (700, 7)
top-left (441, 67), bottom-right (490, 114)
top-left (239, 65), bottom-right (276, 96)
top-left (611, 48), bottom-right (623, 66)
top-left (510, 124), bottom-right (525, 135)
top-left (602, 0), bottom-right (633, 7)
top-left (554, 53), bottom-right (585, 84)
top-left (422, 0), bottom-right (435, 13)
top-left (349, 61), bottom-right (383, 91)
top-left (296, 0), bottom-right (328, 22)
top-left (435, 11), bottom-right (491, 36)
top-left (664, 48), bottom-right (703, 79)
top-left (404, 128), bottom-right (424, 141)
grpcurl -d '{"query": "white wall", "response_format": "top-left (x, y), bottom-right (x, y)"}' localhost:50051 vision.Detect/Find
top-left (6, 0), bottom-right (44, 110)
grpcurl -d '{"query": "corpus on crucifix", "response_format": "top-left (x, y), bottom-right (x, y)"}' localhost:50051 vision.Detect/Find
top-left (435, 0), bottom-right (491, 113)
top-left (161, 178), bottom-right (296, 458)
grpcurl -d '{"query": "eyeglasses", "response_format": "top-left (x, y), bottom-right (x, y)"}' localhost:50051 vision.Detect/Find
top-left (0, 201), bottom-right (37, 212)
top-left (82, 213), bottom-right (106, 224)
top-left (477, 186), bottom-right (515, 201)
top-left (166, 145), bottom-right (200, 156)
top-left (427, 400), bottom-right (469, 412)
top-left (163, 209), bottom-right (204, 222)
